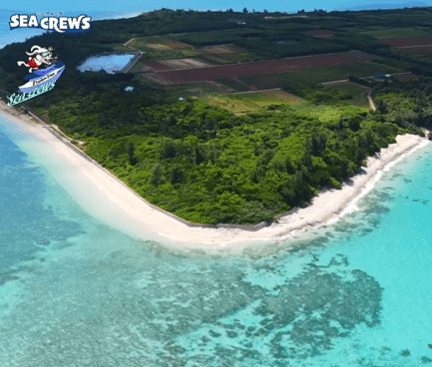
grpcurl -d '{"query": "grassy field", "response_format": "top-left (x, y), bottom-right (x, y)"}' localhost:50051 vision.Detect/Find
top-left (237, 90), bottom-right (305, 106)
top-left (291, 103), bottom-right (369, 122)
top-left (139, 48), bottom-right (200, 61)
top-left (129, 61), bottom-right (147, 73)
top-left (397, 46), bottom-right (432, 57)
top-left (324, 82), bottom-right (370, 108)
top-left (127, 37), bottom-right (198, 60)
top-left (161, 82), bottom-right (233, 98)
top-left (362, 28), bottom-right (432, 39)
top-left (206, 91), bottom-right (306, 115)
top-left (206, 92), bottom-right (368, 118)
top-left (217, 78), bottom-right (252, 92)
top-left (129, 36), bottom-right (193, 50)
top-left (236, 62), bottom-right (401, 90)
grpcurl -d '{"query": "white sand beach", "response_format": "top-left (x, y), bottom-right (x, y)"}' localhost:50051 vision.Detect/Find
top-left (0, 100), bottom-right (429, 251)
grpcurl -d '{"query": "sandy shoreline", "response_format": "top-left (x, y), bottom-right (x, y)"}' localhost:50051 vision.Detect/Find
top-left (0, 100), bottom-right (429, 251)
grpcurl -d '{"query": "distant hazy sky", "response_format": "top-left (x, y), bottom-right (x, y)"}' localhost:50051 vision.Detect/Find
top-left (3, 0), bottom-right (431, 14)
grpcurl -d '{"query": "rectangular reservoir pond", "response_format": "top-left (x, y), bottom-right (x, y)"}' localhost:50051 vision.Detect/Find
top-left (78, 54), bottom-right (135, 73)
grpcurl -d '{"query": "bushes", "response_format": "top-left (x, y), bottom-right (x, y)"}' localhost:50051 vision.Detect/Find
top-left (283, 83), bottom-right (353, 105)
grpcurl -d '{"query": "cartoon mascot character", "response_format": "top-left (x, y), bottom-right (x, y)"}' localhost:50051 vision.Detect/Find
top-left (17, 45), bottom-right (57, 73)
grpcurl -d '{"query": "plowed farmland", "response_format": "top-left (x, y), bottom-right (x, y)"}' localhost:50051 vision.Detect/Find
top-left (141, 61), bottom-right (172, 71)
top-left (379, 35), bottom-right (432, 47)
top-left (304, 30), bottom-right (335, 37)
top-left (396, 73), bottom-right (419, 81)
top-left (201, 45), bottom-right (246, 54)
top-left (154, 51), bottom-right (379, 84)
top-left (158, 58), bottom-right (212, 70)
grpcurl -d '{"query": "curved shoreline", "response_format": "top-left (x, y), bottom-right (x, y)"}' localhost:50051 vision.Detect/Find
top-left (0, 100), bottom-right (429, 251)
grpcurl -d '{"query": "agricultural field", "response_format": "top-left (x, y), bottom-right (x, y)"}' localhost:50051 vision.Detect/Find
top-left (152, 51), bottom-right (380, 84)
top-left (379, 35), bottom-right (432, 47)
top-left (232, 62), bottom-right (401, 90)
top-left (216, 78), bottom-right (254, 92)
top-left (324, 82), bottom-right (370, 108)
top-left (127, 36), bottom-right (199, 60)
top-left (163, 40), bottom-right (191, 49)
top-left (291, 103), bottom-right (368, 122)
top-left (206, 90), bottom-right (305, 114)
top-left (161, 82), bottom-right (233, 98)
top-left (304, 30), bottom-right (335, 37)
top-left (200, 45), bottom-right (246, 54)
top-left (396, 45), bottom-right (432, 57)
top-left (199, 52), bottom-right (256, 65)
top-left (423, 57), bottom-right (432, 64)
top-left (158, 58), bottom-right (213, 70)
top-left (395, 73), bottom-right (419, 81)
top-left (139, 60), bottom-right (172, 71)
top-left (206, 91), bottom-right (369, 119)
top-left (128, 36), bottom-right (194, 51)
top-left (362, 28), bottom-right (432, 39)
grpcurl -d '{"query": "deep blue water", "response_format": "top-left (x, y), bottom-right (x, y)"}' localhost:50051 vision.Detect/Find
top-left (0, 113), bottom-right (432, 366)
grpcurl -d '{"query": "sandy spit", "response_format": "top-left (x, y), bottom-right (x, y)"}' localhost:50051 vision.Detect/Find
top-left (0, 100), bottom-right (429, 251)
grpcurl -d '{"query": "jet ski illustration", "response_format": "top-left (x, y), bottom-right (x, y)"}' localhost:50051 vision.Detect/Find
top-left (18, 61), bottom-right (65, 93)
top-left (17, 45), bottom-right (65, 93)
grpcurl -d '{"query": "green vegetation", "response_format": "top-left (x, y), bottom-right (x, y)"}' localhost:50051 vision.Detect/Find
top-left (139, 47), bottom-right (199, 61)
top-left (282, 82), bottom-right (370, 109)
top-left (206, 91), bottom-right (305, 114)
top-left (372, 77), bottom-right (432, 129)
top-left (325, 83), bottom-right (370, 107)
top-left (45, 94), bottom-right (418, 225)
top-left (283, 83), bottom-right (355, 104)
top-left (362, 28), bottom-right (432, 39)
top-left (1, 7), bottom-right (432, 225)
top-left (162, 83), bottom-right (232, 98)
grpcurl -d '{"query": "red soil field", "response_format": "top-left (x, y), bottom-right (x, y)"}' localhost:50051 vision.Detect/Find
top-left (379, 36), bottom-right (432, 47)
top-left (396, 73), bottom-right (419, 81)
top-left (304, 30), bottom-right (335, 37)
top-left (155, 52), bottom-right (379, 84)
top-left (141, 61), bottom-right (172, 71)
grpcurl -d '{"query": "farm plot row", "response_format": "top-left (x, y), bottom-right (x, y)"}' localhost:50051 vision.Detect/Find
top-left (304, 30), bottom-right (335, 37)
top-left (230, 62), bottom-right (402, 90)
top-left (362, 28), bottom-right (432, 39)
top-left (396, 45), bottom-right (432, 56)
top-left (379, 35), bottom-right (432, 47)
top-left (153, 51), bottom-right (380, 84)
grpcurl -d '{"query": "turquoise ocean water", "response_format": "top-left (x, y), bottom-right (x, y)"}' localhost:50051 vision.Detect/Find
top-left (0, 113), bottom-right (432, 366)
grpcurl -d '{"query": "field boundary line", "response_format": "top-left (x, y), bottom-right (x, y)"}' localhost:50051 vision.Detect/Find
top-left (396, 44), bottom-right (432, 49)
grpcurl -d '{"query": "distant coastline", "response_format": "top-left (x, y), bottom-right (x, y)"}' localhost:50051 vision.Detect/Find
top-left (0, 100), bottom-right (429, 251)
top-left (0, 10), bottom-right (143, 49)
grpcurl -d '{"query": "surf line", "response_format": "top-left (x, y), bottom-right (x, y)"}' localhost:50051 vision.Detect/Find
top-left (7, 82), bottom-right (55, 107)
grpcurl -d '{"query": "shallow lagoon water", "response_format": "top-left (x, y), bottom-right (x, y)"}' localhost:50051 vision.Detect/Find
top-left (0, 115), bottom-right (432, 366)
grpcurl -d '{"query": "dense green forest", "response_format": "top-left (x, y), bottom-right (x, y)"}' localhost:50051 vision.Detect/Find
top-left (45, 84), bottom-right (425, 224)
top-left (1, 8), bottom-right (431, 225)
